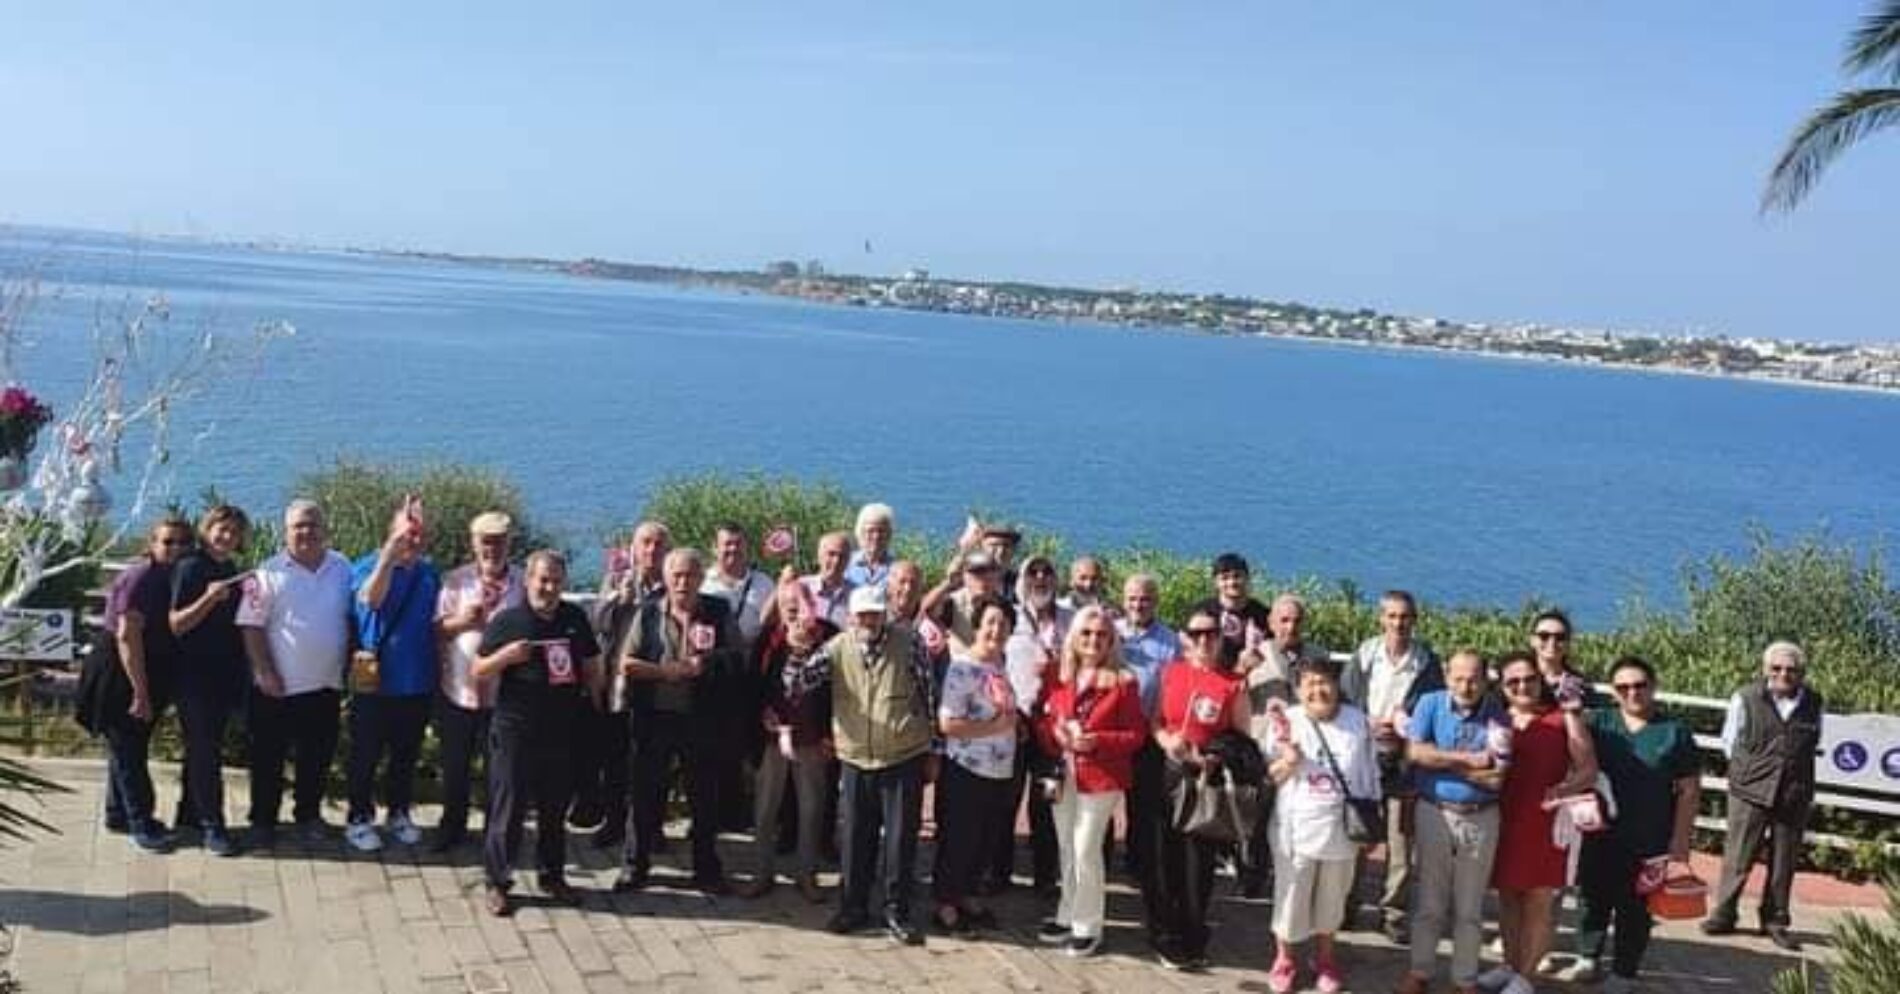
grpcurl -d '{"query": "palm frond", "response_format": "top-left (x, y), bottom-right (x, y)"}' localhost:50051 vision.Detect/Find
top-left (0, 756), bottom-right (66, 843)
top-left (1761, 87), bottom-right (1900, 213)
top-left (1845, 0), bottom-right (1900, 81)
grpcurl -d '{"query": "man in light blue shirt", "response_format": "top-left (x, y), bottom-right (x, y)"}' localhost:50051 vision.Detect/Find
top-left (1114, 573), bottom-right (1178, 720)
top-left (1400, 650), bottom-right (1506, 994)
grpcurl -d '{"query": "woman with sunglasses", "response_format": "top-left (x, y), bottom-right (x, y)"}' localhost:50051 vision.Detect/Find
top-left (1572, 656), bottom-right (1700, 993)
top-left (1034, 605), bottom-right (1145, 957)
top-left (89, 514), bottom-right (196, 851)
top-left (1481, 651), bottom-right (1598, 994)
top-left (1144, 606), bottom-right (1250, 971)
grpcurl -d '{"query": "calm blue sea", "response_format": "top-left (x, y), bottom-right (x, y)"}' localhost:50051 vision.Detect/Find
top-left (4, 227), bottom-right (1895, 626)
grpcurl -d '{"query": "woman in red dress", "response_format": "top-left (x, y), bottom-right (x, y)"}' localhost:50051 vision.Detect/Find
top-left (1486, 650), bottom-right (1598, 993)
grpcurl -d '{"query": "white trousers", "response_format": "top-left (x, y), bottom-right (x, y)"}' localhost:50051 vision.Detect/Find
top-left (1051, 775), bottom-right (1121, 939)
top-left (1270, 847), bottom-right (1356, 943)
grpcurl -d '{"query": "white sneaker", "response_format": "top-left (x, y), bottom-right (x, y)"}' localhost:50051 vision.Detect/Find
top-left (1499, 975), bottom-right (1536, 994)
top-left (345, 820), bottom-right (384, 852)
top-left (386, 812), bottom-right (422, 846)
top-left (1475, 965), bottom-right (1517, 990)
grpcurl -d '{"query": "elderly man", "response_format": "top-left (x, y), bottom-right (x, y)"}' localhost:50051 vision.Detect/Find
top-left (474, 550), bottom-right (603, 916)
top-left (1340, 589), bottom-right (1442, 939)
top-left (237, 499), bottom-right (353, 848)
top-left (1194, 552), bottom-right (1270, 672)
top-left (979, 523), bottom-right (1024, 599)
top-left (845, 502), bottom-right (896, 591)
top-left (1116, 573), bottom-right (1178, 879)
top-left (576, 520), bottom-right (670, 841)
top-left (430, 511), bottom-right (524, 853)
top-left (702, 521), bottom-right (775, 649)
top-left (613, 548), bottom-right (744, 893)
top-left (803, 531), bottom-right (858, 628)
top-left (1398, 650), bottom-right (1507, 994)
top-left (1703, 641), bottom-right (1823, 951)
top-left (788, 586), bottom-right (936, 946)
top-left (345, 497), bottom-right (443, 853)
top-left (1058, 555), bottom-right (1107, 612)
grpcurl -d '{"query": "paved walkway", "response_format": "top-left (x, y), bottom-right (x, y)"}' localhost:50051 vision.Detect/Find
top-left (0, 759), bottom-right (1850, 993)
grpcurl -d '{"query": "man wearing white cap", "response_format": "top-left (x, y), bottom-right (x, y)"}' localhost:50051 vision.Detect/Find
top-left (430, 510), bottom-right (524, 852)
top-left (786, 584), bottom-right (937, 945)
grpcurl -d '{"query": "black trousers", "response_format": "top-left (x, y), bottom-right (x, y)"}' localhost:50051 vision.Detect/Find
top-left (248, 688), bottom-right (340, 828)
top-left (1576, 834), bottom-right (1655, 980)
top-left (346, 694), bottom-right (431, 823)
top-left (625, 711), bottom-right (723, 879)
top-left (178, 687), bottom-right (241, 832)
top-left (484, 704), bottom-right (576, 889)
top-left (1711, 795), bottom-right (1808, 929)
top-left (103, 708), bottom-right (163, 831)
top-left (572, 706), bottom-right (629, 821)
top-left (935, 761), bottom-right (1012, 906)
top-left (1141, 757), bottom-right (1219, 958)
top-left (434, 696), bottom-right (491, 840)
top-left (992, 732), bottom-right (1058, 889)
top-left (841, 754), bottom-right (925, 921)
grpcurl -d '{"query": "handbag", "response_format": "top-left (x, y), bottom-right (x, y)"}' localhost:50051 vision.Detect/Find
top-left (1311, 715), bottom-right (1386, 845)
top-left (1171, 763), bottom-right (1250, 844)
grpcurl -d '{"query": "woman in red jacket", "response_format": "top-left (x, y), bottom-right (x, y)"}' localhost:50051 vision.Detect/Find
top-left (1035, 604), bottom-right (1147, 957)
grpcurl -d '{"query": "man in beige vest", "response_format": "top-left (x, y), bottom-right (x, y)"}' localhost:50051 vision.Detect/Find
top-left (786, 585), bottom-right (936, 945)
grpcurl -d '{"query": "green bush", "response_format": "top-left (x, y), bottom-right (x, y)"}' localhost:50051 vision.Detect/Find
top-left (632, 472), bottom-right (860, 576)
top-left (292, 458), bottom-right (563, 566)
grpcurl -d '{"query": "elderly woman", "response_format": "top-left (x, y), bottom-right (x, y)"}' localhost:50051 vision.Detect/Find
top-left (934, 594), bottom-right (1020, 932)
top-left (169, 503), bottom-right (253, 857)
top-left (1034, 605), bottom-right (1146, 957)
top-left (844, 502), bottom-right (895, 591)
top-left (1144, 606), bottom-right (1251, 971)
top-left (740, 580), bottom-right (839, 901)
top-left (1260, 658), bottom-right (1379, 994)
top-left (1482, 651), bottom-right (1598, 994)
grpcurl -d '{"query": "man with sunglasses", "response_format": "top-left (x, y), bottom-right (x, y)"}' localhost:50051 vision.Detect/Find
top-left (1702, 641), bottom-right (1821, 951)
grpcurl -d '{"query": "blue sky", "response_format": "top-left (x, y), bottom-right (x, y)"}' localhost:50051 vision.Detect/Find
top-left (5, 1), bottom-right (1896, 341)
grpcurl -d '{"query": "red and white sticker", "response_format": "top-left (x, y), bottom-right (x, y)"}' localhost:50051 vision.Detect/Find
top-left (762, 526), bottom-right (796, 558)
top-left (689, 623), bottom-right (716, 652)
top-left (1189, 692), bottom-right (1223, 726)
top-left (542, 639), bottom-right (576, 685)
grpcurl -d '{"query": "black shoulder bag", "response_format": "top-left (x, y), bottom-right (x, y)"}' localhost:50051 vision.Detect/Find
top-left (1310, 714), bottom-right (1387, 845)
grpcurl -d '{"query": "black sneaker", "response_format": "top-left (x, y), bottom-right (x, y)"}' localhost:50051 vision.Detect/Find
top-left (295, 819), bottom-right (332, 845)
top-left (104, 816), bottom-right (131, 835)
top-left (1700, 917), bottom-right (1738, 937)
top-left (1066, 935), bottom-right (1102, 958)
top-left (612, 866), bottom-right (650, 893)
top-left (1155, 943), bottom-right (1188, 971)
top-left (249, 823), bottom-right (278, 850)
top-left (1037, 919), bottom-right (1071, 944)
top-left (827, 909), bottom-right (870, 935)
top-left (1767, 926), bottom-right (1802, 952)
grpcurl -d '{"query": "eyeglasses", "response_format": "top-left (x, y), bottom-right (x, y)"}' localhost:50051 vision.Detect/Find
top-left (1501, 676), bottom-right (1542, 689)
top-left (1612, 681), bottom-right (1651, 694)
top-left (1027, 566), bottom-right (1055, 577)
top-left (1533, 631), bottom-right (1570, 643)
top-left (1184, 628), bottom-right (1220, 640)
top-left (1768, 665), bottom-right (1805, 675)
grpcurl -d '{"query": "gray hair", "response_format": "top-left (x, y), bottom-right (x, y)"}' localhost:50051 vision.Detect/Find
top-left (1124, 572), bottom-right (1159, 595)
top-left (1271, 593), bottom-right (1307, 616)
top-left (525, 548), bottom-right (567, 577)
top-left (283, 498), bottom-right (325, 527)
top-left (855, 502), bottom-right (895, 537)
top-left (1762, 641), bottom-right (1807, 669)
top-left (664, 547), bottom-right (706, 574)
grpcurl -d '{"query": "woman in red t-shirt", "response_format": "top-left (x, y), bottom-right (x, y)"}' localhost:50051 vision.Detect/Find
top-left (1035, 605), bottom-right (1146, 957)
top-left (1145, 607), bottom-right (1248, 971)
top-left (1487, 651), bottom-right (1598, 993)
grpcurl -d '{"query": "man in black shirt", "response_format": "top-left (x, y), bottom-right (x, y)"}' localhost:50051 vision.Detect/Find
top-left (1192, 552), bottom-right (1270, 672)
top-left (474, 550), bottom-right (603, 916)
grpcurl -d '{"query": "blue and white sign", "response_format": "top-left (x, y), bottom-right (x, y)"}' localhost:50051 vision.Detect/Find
top-left (0, 608), bottom-right (74, 662)
top-left (1820, 715), bottom-right (1900, 791)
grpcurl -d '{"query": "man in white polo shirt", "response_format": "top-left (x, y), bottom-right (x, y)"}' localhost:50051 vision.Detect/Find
top-left (702, 521), bottom-right (775, 650)
top-left (238, 499), bottom-right (354, 848)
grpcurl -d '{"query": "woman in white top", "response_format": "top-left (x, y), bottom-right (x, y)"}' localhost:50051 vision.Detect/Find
top-left (932, 594), bottom-right (1020, 933)
top-left (1260, 657), bottom-right (1381, 994)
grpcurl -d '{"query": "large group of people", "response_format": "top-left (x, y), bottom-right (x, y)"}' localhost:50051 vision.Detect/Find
top-left (79, 498), bottom-right (1826, 994)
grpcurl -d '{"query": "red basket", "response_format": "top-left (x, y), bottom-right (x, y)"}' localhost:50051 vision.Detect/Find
top-left (1646, 872), bottom-right (1708, 920)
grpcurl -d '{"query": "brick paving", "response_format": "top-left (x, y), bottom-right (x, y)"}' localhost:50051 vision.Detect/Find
top-left (0, 759), bottom-right (1849, 993)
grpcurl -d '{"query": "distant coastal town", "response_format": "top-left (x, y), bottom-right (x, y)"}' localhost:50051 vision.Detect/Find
top-left (388, 247), bottom-right (1900, 393)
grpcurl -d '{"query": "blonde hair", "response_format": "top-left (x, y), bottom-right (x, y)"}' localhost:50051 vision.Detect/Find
top-left (1058, 604), bottom-right (1126, 688)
